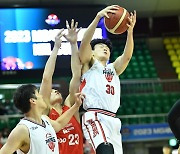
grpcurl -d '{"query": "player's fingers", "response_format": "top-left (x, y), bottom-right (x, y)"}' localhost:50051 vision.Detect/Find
top-left (74, 21), bottom-right (78, 30)
top-left (66, 20), bottom-right (70, 30)
top-left (134, 10), bottom-right (137, 17)
top-left (58, 33), bottom-right (64, 39)
top-left (109, 5), bottom-right (119, 10)
top-left (80, 93), bottom-right (86, 98)
top-left (109, 10), bottom-right (116, 14)
top-left (75, 92), bottom-right (81, 98)
top-left (126, 24), bottom-right (131, 28)
top-left (71, 19), bottom-right (74, 28)
top-left (56, 29), bottom-right (64, 38)
top-left (128, 17), bottom-right (133, 25)
top-left (133, 10), bottom-right (137, 22)
top-left (80, 94), bottom-right (86, 103)
top-left (104, 13), bottom-right (109, 18)
top-left (76, 27), bottom-right (82, 33)
top-left (63, 34), bottom-right (67, 40)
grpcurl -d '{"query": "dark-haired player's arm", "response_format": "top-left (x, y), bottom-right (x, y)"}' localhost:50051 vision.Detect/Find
top-left (63, 19), bottom-right (82, 122)
top-left (39, 29), bottom-right (64, 114)
top-left (46, 93), bottom-right (84, 132)
top-left (79, 5), bottom-right (119, 64)
top-left (0, 125), bottom-right (29, 154)
top-left (113, 11), bottom-right (136, 76)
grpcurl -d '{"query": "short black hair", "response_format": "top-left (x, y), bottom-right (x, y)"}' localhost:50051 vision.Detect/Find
top-left (90, 38), bottom-right (113, 52)
top-left (13, 84), bottom-right (37, 113)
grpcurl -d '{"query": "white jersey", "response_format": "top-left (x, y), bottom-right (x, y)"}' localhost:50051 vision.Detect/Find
top-left (80, 60), bottom-right (121, 113)
top-left (16, 116), bottom-right (59, 154)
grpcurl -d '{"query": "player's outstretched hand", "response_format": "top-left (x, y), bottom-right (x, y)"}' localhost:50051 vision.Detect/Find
top-left (127, 10), bottom-right (136, 33)
top-left (54, 29), bottom-right (64, 49)
top-left (64, 19), bottom-right (81, 44)
top-left (97, 5), bottom-right (119, 19)
top-left (74, 93), bottom-right (85, 108)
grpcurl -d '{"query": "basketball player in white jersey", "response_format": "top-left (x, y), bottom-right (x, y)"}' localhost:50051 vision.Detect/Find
top-left (0, 30), bottom-right (84, 154)
top-left (79, 5), bottom-right (136, 154)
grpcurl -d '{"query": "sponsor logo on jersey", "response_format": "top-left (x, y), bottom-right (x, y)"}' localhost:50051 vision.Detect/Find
top-left (45, 133), bottom-right (56, 152)
top-left (103, 68), bottom-right (114, 82)
top-left (62, 123), bottom-right (75, 134)
top-left (63, 129), bottom-right (70, 134)
top-left (30, 126), bottom-right (38, 130)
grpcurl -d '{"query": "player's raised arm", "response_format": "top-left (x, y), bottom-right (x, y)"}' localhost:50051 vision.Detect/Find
top-left (63, 19), bottom-right (82, 106)
top-left (113, 10), bottom-right (136, 75)
top-left (47, 93), bottom-right (84, 132)
top-left (0, 125), bottom-right (29, 154)
top-left (79, 5), bottom-right (119, 64)
top-left (39, 29), bottom-right (64, 112)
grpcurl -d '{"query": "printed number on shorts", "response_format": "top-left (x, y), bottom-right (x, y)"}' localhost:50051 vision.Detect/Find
top-left (68, 134), bottom-right (79, 145)
top-left (106, 84), bottom-right (114, 95)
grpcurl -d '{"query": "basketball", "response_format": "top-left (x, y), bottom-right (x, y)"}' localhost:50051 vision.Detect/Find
top-left (104, 6), bottom-right (130, 34)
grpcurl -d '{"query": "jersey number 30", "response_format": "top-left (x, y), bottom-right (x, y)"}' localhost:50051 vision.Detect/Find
top-left (106, 84), bottom-right (115, 95)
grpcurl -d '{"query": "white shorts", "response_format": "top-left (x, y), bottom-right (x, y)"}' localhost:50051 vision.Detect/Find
top-left (82, 108), bottom-right (123, 154)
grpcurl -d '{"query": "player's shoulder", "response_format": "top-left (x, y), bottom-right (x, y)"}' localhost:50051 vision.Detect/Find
top-left (107, 62), bottom-right (115, 68)
top-left (10, 124), bottom-right (29, 140)
top-left (82, 57), bottom-right (96, 74)
top-left (15, 124), bottom-right (29, 132)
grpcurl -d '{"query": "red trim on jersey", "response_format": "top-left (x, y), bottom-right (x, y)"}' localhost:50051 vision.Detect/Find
top-left (87, 108), bottom-right (116, 117)
top-left (95, 112), bottom-right (107, 143)
top-left (83, 114), bottom-right (96, 150)
top-left (79, 79), bottom-right (86, 92)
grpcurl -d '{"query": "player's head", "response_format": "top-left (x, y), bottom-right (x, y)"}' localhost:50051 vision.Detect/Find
top-left (50, 89), bottom-right (63, 105)
top-left (13, 84), bottom-right (46, 113)
top-left (90, 38), bottom-right (112, 61)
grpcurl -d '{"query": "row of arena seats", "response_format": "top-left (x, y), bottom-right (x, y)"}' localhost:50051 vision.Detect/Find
top-left (118, 92), bottom-right (180, 115)
top-left (0, 89), bottom-right (15, 101)
top-left (116, 92), bottom-right (180, 125)
top-left (111, 39), bottom-right (158, 79)
top-left (163, 36), bottom-right (180, 79)
top-left (0, 117), bottom-right (21, 131)
top-left (0, 91), bottom-right (179, 128)
top-left (121, 116), bottom-right (166, 125)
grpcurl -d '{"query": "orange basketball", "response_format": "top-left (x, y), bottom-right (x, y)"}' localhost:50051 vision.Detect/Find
top-left (104, 6), bottom-right (130, 34)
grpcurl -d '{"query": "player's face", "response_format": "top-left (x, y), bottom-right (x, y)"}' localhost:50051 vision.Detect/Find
top-left (50, 89), bottom-right (63, 105)
top-left (34, 90), bottom-right (47, 109)
top-left (93, 43), bottom-right (110, 61)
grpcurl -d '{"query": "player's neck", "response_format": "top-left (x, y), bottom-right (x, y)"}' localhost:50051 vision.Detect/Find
top-left (25, 113), bottom-right (42, 124)
top-left (98, 60), bottom-right (107, 66)
top-left (53, 103), bottom-right (63, 115)
top-left (95, 57), bottom-right (108, 66)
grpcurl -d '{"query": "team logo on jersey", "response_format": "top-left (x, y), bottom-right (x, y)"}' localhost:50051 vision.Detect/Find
top-left (45, 133), bottom-right (56, 152)
top-left (86, 119), bottom-right (99, 138)
top-left (103, 68), bottom-right (114, 82)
